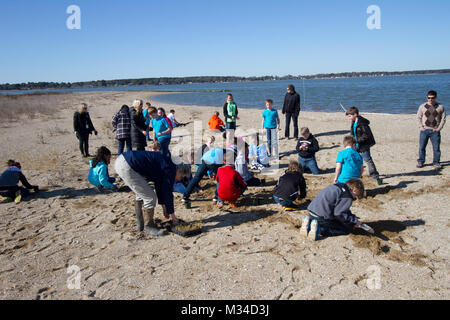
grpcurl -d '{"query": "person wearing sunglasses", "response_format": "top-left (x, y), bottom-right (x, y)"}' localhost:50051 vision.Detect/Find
top-left (417, 90), bottom-right (446, 169)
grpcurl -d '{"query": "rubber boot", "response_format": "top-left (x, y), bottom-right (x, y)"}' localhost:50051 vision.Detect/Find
top-left (135, 200), bottom-right (144, 232)
top-left (143, 208), bottom-right (166, 236)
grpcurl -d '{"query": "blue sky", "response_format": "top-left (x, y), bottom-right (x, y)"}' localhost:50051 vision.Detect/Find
top-left (0, 0), bottom-right (449, 83)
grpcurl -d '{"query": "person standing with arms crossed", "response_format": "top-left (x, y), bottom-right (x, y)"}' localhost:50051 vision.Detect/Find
top-left (282, 84), bottom-right (301, 139)
top-left (417, 90), bottom-right (446, 170)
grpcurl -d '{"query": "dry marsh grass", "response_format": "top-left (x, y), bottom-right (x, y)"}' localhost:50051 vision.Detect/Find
top-left (0, 93), bottom-right (70, 123)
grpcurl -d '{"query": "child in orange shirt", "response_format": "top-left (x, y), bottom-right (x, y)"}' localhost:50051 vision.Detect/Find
top-left (208, 112), bottom-right (225, 132)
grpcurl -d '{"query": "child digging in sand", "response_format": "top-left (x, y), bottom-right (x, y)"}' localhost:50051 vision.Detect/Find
top-left (0, 160), bottom-right (39, 203)
top-left (215, 152), bottom-right (247, 209)
top-left (272, 160), bottom-right (307, 211)
top-left (88, 146), bottom-right (118, 192)
top-left (302, 179), bottom-right (366, 241)
top-left (208, 111), bottom-right (225, 132)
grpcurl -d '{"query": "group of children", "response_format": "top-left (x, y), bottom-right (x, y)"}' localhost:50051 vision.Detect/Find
top-left (1, 93), bottom-right (383, 242)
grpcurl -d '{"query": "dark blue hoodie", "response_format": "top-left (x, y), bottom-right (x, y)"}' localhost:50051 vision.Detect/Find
top-left (122, 151), bottom-right (176, 214)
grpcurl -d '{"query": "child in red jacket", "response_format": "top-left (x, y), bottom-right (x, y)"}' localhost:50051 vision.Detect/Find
top-left (215, 164), bottom-right (247, 208)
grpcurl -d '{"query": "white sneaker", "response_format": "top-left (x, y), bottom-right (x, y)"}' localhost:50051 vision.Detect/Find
top-left (299, 216), bottom-right (310, 237)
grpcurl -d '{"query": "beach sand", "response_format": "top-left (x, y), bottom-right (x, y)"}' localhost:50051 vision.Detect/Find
top-left (0, 90), bottom-right (448, 300)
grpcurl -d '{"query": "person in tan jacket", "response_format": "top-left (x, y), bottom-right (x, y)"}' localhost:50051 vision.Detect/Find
top-left (417, 90), bottom-right (446, 169)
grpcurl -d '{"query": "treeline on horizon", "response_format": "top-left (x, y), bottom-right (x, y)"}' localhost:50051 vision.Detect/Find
top-left (1, 69), bottom-right (449, 91)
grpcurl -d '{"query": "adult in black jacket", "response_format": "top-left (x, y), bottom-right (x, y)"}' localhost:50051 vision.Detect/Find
top-left (130, 99), bottom-right (148, 151)
top-left (73, 103), bottom-right (97, 157)
top-left (282, 84), bottom-right (301, 139)
top-left (346, 107), bottom-right (381, 184)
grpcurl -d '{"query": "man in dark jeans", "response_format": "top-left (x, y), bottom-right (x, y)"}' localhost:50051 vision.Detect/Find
top-left (282, 84), bottom-right (301, 139)
top-left (73, 103), bottom-right (97, 157)
top-left (417, 90), bottom-right (446, 170)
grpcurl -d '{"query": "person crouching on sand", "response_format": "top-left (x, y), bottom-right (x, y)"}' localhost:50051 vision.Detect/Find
top-left (115, 149), bottom-right (189, 236)
top-left (88, 146), bottom-right (118, 192)
top-left (302, 179), bottom-right (365, 241)
top-left (272, 160), bottom-right (307, 211)
top-left (215, 151), bottom-right (247, 209)
top-left (0, 160), bottom-right (39, 203)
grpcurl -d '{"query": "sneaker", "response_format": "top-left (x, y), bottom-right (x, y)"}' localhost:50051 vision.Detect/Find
top-left (0, 196), bottom-right (12, 203)
top-left (299, 216), bottom-right (310, 237)
top-left (308, 219), bottom-right (320, 241)
top-left (416, 162), bottom-right (424, 168)
top-left (434, 164), bottom-right (442, 170)
top-left (14, 191), bottom-right (22, 204)
top-left (212, 197), bottom-right (217, 202)
top-left (282, 206), bottom-right (296, 211)
top-left (250, 164), bottom-right (258, 170)
top-left (217, 201), bottom-right (224, 208)
top-left (144, 226), bottom-right (167, 237)
top-left (376, 178), bottom-right (383, 186)
top-left (229, 202), bottom-right (236, 209)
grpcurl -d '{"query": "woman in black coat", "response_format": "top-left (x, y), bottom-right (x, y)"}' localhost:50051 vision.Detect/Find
top-left (130, 99), bottom-right (148, 150)
top-left (73, 103), bottom-right (97, 157)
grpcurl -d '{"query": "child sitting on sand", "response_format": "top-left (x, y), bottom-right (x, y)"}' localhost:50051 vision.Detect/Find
top-left (208, 111), bottom-right (225, 132)
top-left (248, 133), bottom-right (270, 171)
top-left (272, 160), bottom-right (307, 211)
top-left (334, 136), bottom-right (364, 184)
top-left (303, 179), bottom-right (366, 241)
top-left (216, 154), bottom-right (247, 209)
top-left (296, 127), bottom-right (321, 175)
top-left (88, 146), bottom-right (118, 192)
top-left (0, 160), bottom-right (39, 203)
top-left (235, 137), bottom-right (263, 187)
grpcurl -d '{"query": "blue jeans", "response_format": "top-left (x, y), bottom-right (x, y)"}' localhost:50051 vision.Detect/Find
top-left (309, 212), bottom-right (350, 238)
top-left (298, 156), bottom-right (320, 175)
top-left (358, 149), bottom-right (379, 179)
top-left (159, 139), bottom-right (171, 159)
top-left (266, 128), bottom-right (278, 156)
top-left (273, 195), bottom-right (293, 207)
top-left (183, 162), bottom-right (221, 199)
top-left (118, 137), bottom-right (132, 155)
top-left (418, 129), bottom-right (441, 165)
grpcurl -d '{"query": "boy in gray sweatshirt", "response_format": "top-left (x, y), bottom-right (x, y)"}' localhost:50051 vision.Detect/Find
top-left (301, 179), bottom-right (365, 240)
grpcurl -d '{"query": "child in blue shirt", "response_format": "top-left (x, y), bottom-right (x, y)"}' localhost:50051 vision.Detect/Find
top-left (88, 146), bottom-right (118, 192)
top-left (334, 136), bottom-right (364, 184)
top-left (261, 99), bottom-right (280, 157)
top-left (149, 107), bottom-right (172, 159)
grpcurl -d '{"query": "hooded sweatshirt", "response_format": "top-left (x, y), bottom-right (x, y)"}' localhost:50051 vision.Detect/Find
top-left (216, 165), bottom-right (247, 202)
top-left (296, 134), bottom-right (320, 158)
top-left (307, 183), bottom-right (359, 225)
top-left (351, 116), bottom-right (376, 152)
top-left (88, 160), bottom-right (114, 189)
top-left (272, 171), bottom-right (307, 201)
top-left (208, 114), bottom-right (224, 130)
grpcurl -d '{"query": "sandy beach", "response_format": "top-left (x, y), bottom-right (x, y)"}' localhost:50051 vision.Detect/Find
top-left (0, 90), bottom-right (448, 300)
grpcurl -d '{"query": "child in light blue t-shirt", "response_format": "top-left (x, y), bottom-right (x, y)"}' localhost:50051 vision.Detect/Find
top-left (261, 99), bottom-right (280, 157)
top-left (334, 136), bottom-right (364, 184)
top-left (150, 108), bottom-right (172, 158)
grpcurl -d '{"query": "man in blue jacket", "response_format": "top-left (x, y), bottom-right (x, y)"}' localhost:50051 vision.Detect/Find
top-left (115, 150), bottom-right (189, 236)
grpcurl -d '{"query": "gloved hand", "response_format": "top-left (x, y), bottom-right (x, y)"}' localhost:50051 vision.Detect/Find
top-left (94, 130), bottom-right (98, 136)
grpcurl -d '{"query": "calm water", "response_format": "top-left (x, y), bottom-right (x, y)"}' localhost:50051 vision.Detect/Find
top-left (2, 74), bottom-right (449, 114)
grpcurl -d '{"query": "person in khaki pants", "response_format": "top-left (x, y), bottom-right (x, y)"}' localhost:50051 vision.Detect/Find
top-left (115, 150), bottom-right (189, 236)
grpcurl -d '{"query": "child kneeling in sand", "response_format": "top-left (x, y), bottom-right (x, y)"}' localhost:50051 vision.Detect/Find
top-left (216, 152), bottom-right (247, 209)
top-left (248, 133), bottom-right (270, 171)
top-left (272, 160), bottom-right (307, 211)
top-left (88, 146), bottom-right (118, 192)
top-left (302, 179), bottom-right (365, 241)
top-left (0, 160), bottom-right (39, 203)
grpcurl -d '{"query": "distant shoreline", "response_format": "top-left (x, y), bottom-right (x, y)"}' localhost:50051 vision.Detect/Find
top-left (1, 69), bottom-right (449, 92)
